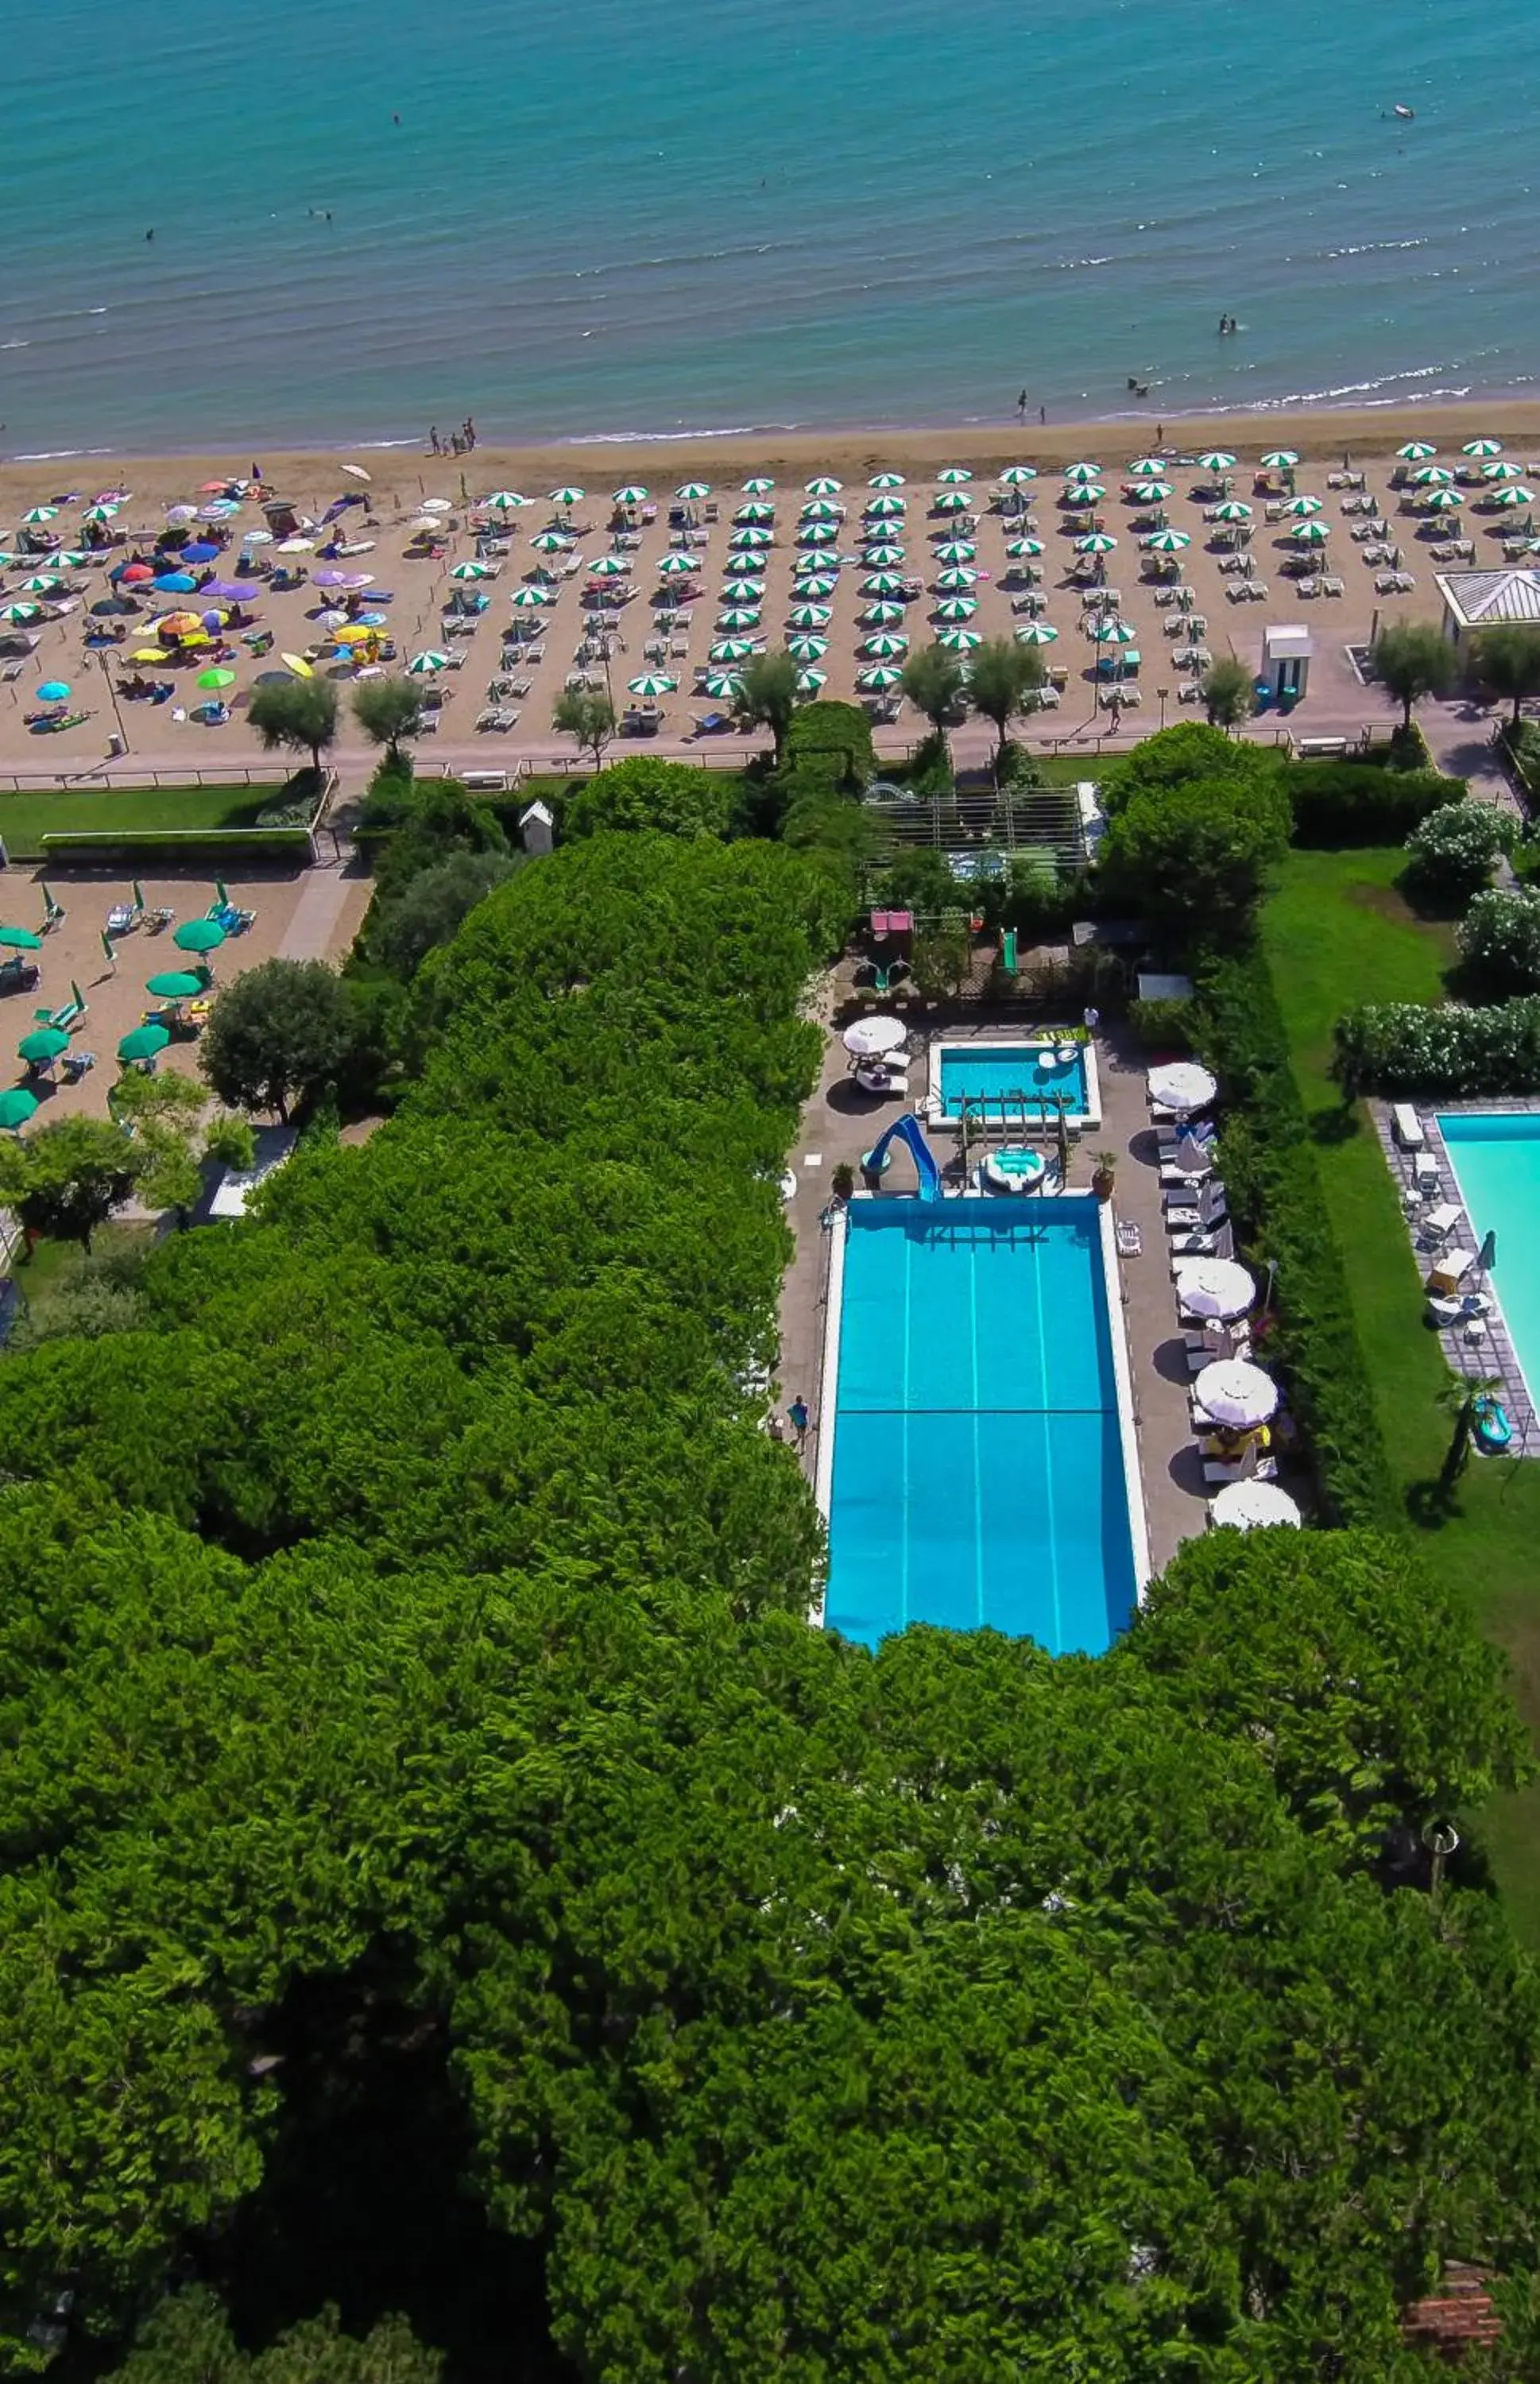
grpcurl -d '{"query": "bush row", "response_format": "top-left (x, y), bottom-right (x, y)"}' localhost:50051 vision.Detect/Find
top-left (1286, 760), bottom-right (1457, 848)
top-left (1499, 718), bottom-right (1540, 812)
top-left (1198, 952), bottom-right (1401, 1529)
top-left (1333, 992), bottom-right (1540, 1097)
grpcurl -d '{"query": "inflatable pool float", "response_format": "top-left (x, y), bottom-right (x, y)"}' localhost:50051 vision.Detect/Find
top-left (1472, 1394), bottom-right (1513, 1454)
top-left (984, 1146), bottom-right (1047, 1194)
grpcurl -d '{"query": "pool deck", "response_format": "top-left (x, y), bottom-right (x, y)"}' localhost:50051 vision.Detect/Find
top-left (776, 982), bottom-right (1209, 1584)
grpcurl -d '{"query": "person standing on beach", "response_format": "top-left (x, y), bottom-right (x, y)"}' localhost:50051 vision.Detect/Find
top-left (1039, 404), bottom-right (1047, 425)
top-left (430, 426), bottom-right (441, 454)
top-left (1017, 388), bottom-right (1027, 420)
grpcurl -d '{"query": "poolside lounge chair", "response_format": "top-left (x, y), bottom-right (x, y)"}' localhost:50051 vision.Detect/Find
top-left (1202, 1453), bottom-right (1279, 1487)
top-left (1418, 1202), bottom-right (1463, 1247)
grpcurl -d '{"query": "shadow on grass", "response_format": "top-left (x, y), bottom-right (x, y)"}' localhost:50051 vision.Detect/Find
top-left (1308, 1100), bottom-right (1363, 1147)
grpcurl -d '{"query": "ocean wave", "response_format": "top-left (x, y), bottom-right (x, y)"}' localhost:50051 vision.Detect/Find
top-left (568, 423), bottom-right (803, 445)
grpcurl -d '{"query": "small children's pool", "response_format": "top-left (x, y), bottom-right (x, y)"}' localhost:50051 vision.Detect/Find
top-left (932, 1037), bottom-right (1101, 1128)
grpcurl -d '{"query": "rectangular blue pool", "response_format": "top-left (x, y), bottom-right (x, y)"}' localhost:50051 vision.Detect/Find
top-left (1437, 1112), bottom-right (1540, 1402)
top-left (822, 1200), bottom-right (1143, 1653)
top-left (933, 1038), bottom-right (1097, 1124)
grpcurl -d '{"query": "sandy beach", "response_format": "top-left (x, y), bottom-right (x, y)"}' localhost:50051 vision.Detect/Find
top-left (0, 397), bottom-right (1536, 792)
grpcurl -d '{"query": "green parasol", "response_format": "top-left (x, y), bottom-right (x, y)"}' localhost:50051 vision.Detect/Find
top-left (0, 924), bottom-right (43, 950)
top-left (0, 1086), bottom-right (39, 1130)
top-left (145, 971), bottom-right (207, 1000)
top-left (627, 672), bottom-right (677, 696)
top-left (17, 1028), bottom-right (68, 1063)
top-left (172, 917), bottom-right (226, 954)
top-left (118, 1023), bottom-right (171, 1063)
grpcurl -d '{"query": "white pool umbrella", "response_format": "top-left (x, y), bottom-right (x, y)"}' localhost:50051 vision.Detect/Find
top-left (1174, 1259), bottom-right (1255, 1322)
top-left (1193, 1359), bottom-right (1279, 1431)
top-left (843, 1016), bottom-right (907, 1057)
top-left (1209, 1479), bottom-right (1302, 1531)
top-left (1148, 1061), bottom-right (1217, 1113)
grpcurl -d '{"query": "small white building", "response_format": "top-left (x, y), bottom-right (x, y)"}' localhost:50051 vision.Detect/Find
top-left (208, 1126), bottom-right (298, 1221)
top-left (1434, 567), bottom-right (1540, 647)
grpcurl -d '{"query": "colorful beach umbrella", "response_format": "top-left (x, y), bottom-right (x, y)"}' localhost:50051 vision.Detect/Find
top-left (173, 917), bottom-right (226, 955)
top-left (1494, 486), bottom-right (1536, 508)
top-left (787, 602), bottom-right (833, 628)
top-left (548, 486), bottom-right (585, 507)
top-left (1259, 449), bottom-right (1299, 470)
top-left (861, 631), bottom-right (909, 657)
top-left (742, 476), bottom-right (775, 495)
top-left (869, 471), bottom-right (904, 489)
top-left (145, 972), bottom-right (206, 1001)
top-left (611, 485), bottom-right (648, 506)
top-left (1006, 536), bottom-right (1044, 557)
top-left (1281, 494), bottom-right (1323, 517)
top-left (0, 603), bottom-right (42, 623)
top-left (931, 595), bottom-right (977, 620)
top-left (1463, 439), bottom-right (1503, 458)
top-left (865, 493), bottom-right (905, 519)
top-left (1076, 532), bottom-right (1117, 554)
top-left (17, 1027), bottom-right (69, 1065)
top-left (407, 650), bottom-right (449, 674)
top-left (675, 481), bottom-right (711, 501)
top-left (787, 633), bottom-right (829, 661)
top-left (1211, 500), bottom-right (1252, 522)
top-left (933, 490), bottom-right (970, 512)
top-left (795, 572), bottom-right (837, 598)
top-left (627, 672), bottom-right (676, 696)
top-left (937, 466), bottom-right (973, 484)
top-left (1145, 528), bottom-right (1191, 553)
top-left (709, 638), bottom-right (756, 663)
top-left (935, 567), bottom-right (979, 590)
top-left (861, 602), bottom-right (905, 627)
top-left (801, 497), bottom-right (842, 521)
top-left (82, 501), bottom-right (119, 524)
top-left (36, 680), bottom-right (71, 702)
top-left (118, 1023), bottom-right (170, 1065)
top-left (509, 585), bottom-right (553, 608)
top-left (1062, 483), bottom-right (1105, 505)
top-left (530, 532), bottom-right (574, 555)
top-left (999, 464), bottom-right (1038, 485)
top-left (196, 667), bottom-right (236, 689)
top-left (722, 576), bottom-right (764, 602)
top-left (730, 526), bottom-right (772, 548)
top-left (450, 559), bottom-right (497, 580)
top-left (1196, 451), bottom-right (1236, 473)
top-left (1065, 462), bottom-right (1103, 483)
top-left (1291, 519), bottom-right (1331, 543)
top-left (938, 626), bottom-right (981, 651)
top-left (1128, 481), bottom-right (1174, 504)
top-left (863, 544), bottom-right (905, 567)
top-left (1016, 621), bottom-right (1059, 644)
top-left (21, 574), bottom-right (66, 594)
top-left (702, 670), bottom-right (743, 699)
top-left (805, 476), bottom-right (842, 497)
top-left (1424, 488), bottom-right (1463, 512)
top-left (1397, 440), bottom-right (1437, 462)
top-left (862, 571), bottom-right (906, 597)
top-left (796, 667), bottom-right (826, 694)
top-left (1094, 617), bottom-right (1137, 642)
top-left (716, 607), bottom-right (761, 631)
top-left (934, 539), bottom-right (977, 563)
top-left (1402, 463), bottom-right (1445, 487)
top-left (20, 506), bottom-right (58, 525)
top-left (736, 501), bottom-right (776, 524)
top-left (0, 1087), bottom-right (39, 1132)
top-left (799, 521), bottom-right (838, 544)
top-left (482, 490), bottom-right (531, 511)
top-left (586, 554), bottom-right (630, 578)
top-left (858, 665), bottom-right (904, 690)
top-left (1484, 459), bottom-right (1525, 482)
top-left (1127, 457), bottom-right (1166, 478)
top-left (656, 551), bottom-right (698, 577)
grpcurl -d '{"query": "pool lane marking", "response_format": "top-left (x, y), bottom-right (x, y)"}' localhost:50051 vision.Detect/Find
top-left (902, 1217), bottom-right (913, 1634)
top-left (970, 1217), bottom-right (984, 1628)
top-left (1031, 1220), bottom-right (1064, 1653)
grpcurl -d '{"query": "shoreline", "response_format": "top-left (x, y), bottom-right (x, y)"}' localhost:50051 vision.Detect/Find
top-left (9, 394), bottom-right (1540, 491)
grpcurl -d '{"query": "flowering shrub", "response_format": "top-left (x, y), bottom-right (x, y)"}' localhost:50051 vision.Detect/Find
top-left (1458, 888), bottom-right (1540, 999)
top-left (1333, 993), bottom-right (1540, 1096)
top-left (1403, 801), bottom-right (1515, 900)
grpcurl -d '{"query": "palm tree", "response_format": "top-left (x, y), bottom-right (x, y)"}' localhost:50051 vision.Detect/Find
top-left (1201, 656), bottom-right (1256, 731)
top-left (965, 637), bottom-right (1043, 778)
top-left (1474, 623), bottom-right (1540, 728)
top-left (353, 676), bottom-right (425, 768)
top-left (248, 677), bottom-right (339, 780)
top-left (1372, 621), bottom-right (1456, 732)
top-left (552, 687), bottom-right (617, 770)
top-left (733, 649), bottom-right (799, 763)
top-left (900, 644), bottom-right (966, 758)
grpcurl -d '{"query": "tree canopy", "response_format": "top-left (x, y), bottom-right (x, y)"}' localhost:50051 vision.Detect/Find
top-left (562, 753), bottom-right (733, 841)
top-left (1100, 772), bottom-right (1292, 947)
top-left (352, 677), bottom-right (425, 766)
top-left (551, 687), bottom-right (617, 770)
top-left (247, 679), bottom-right (339, 776)
top-left (199, 957), bottom-right (354, 1121)
top-left (0, 1113), bottom-right (141, 1248)
top-left (1373, 621), bottom-right (1457, 729)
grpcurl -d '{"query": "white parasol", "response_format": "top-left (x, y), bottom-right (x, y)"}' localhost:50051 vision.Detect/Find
top-left (1148, 1061), bottom-right (1217, 1113)
top-left (842, 1016), bottom-right (907, 1058)
top-left (1174, 1258), bottom-right (1255, 1322)
top-left (1208, 1479), bottom-right (1302, 1531)
top-left (1193, 1359), bottom-right (1279, 1430)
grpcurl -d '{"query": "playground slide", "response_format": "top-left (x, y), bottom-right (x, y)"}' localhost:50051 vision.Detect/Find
top-left (865, 1110), bottom-right (942, 1201)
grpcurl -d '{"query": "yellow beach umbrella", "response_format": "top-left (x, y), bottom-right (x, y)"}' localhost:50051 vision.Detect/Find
top-left (130, 646), bottom-right (168, 663)
top-left (334, 623), bottom-right (373, 644)
top-left (281, 652), bottom-right (314, 678)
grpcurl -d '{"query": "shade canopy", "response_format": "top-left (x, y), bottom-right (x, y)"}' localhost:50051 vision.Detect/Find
top-left (0, 924), bottom-right (43, 950)
top-left (1174, 1258), bottom-right (1256, 1322)
top-left (0, 1087), bottom-right (39, 1131)
top-left (843, 1016), bottom-right (907, 1057)
top-left (118, 1023), bottom-right (171, 1062)
top-left (172, 917), bottom-right (226, 954)
top-left (1148, 1060), bottom-right (1217, 1112)
top-left (1209, 1479), bottom-right (1302, 1531)
top-left (1193, 1359), bottom-right (1279, 1431)
top-left (17, 1028), bottom-right (69, 1063)
top-left (145, 970), bottom-right (207, 1000)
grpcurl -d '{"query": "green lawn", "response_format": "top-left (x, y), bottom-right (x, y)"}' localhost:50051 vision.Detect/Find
top-left (0, 784), bottom-right (285, 857)
top-left (1263, 849), bottom-right (1540, 1935)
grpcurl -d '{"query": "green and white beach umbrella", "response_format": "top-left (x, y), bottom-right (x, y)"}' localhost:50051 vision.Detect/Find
top-left (628, 671), bottom-right (676, 696)
top-left (742, 476), bottom-right (775, 494)
top-left (999, 464), bottom-right (1038, 485)
top-left (20, 575), bottom-right (64, 594)
top-left (1259, 450), bottom-right (1299, 470)
top-left (1006, 536), bottom-right (1045, 557)
top-left (787, 602), bottom-right (833, 629)
top-left (1424, 487), bottom-right (1464, 512)
top-left (933, 490), bottom-right (971, 512)
top-left (1064, 483), bottom-right (1105, 505)
top-left (796, 667), bottom-right (827, 694)
top-left (509, 585), bottom-right (553, 608)
top-left (936, 466), bottom-right (973, 484)
top-left (936, 567), bottom-right (979, 590)
top-left (795, 572), bottom-right (837, 598)
top-left (932, 595), bottom-right (977, 621)
top-left (934, 539), bottom-right (977, 563)
top-left (20, 506), bottom-right (58, 524)
top-left (1075, 532), bottom-right (1117, 554)
top-left (710, 638), bottom-right (757, 662)
top-left (612, 485), bottom-right (648, 505)
top-left (1410, 464), bottom-right (1453, 487)
top-left (1281, 494), bottom-right (1323, 517)
top-left (866, 493), bottom-right (905, 518)
top-left (1463, 439), bottom-right (1503, 458)
top-left (1015, 621), bottom-right (1059, 644)
top-left (1397, 441), bottom-right (1437, 462)
top-left (675, 481), bottom-right (711, 501)
top-left (1291, 518), bottom-right (1332, 543)
top-left (407, 649), bottom-right (449, 674)
top-left (869, 471), bottom-right (904, 490)
top-left (861, 571), bottom-right (906, 597)
top-left (861, 631), bottom-right (910, 658)
top-left (1145, 528), bottom-right (1191, 553)
top-left (450, 558), bottom-right (496, 579)
top-left (938, 626), bottom-right (981, 652)
top-left (1064, 462), bottom-right (1103, 483)
top-left (722, 576), bottom-right (764, 602)
top-left (1494, 485), bottom-right (1536, 508)
top-left (859, 665), bottom-right (903, 690)
top-left (0, 603), bottom-right (42, 624)
top-left (530, 531), bottom-right (575, 553)
top-left (799, 521), bottom-right (838, 544)
top-left (861, 602), bottom-right (905, 627)
top-left (82, 502), bottom-right (118, 524)
top-left (736, 501), bottom-right (776, 523)
top-left (863, 543), bottom-right (906, 567)
top-left (1128, 481), bottom-right (1173, 504)
top-left (787, 633), bottom-right (829, 661)
top-left (1127, 457), bottom-right (1165, 478)
top-left (801, 497), bottom-right (842, 521)
top-left (702, 670), bottom-right (744, 699)
top-left (657, 551), bottom-right (699, 575)
top-left (586, 554), bottom-right (630, 576)
top-left (717, 607), bottom-right (762, 631)
top-left (1211, 500), bottom-right (1252, 521)
top-left (482, 490), bottom-right (531, 510)
top-left (731, 525), bottom-right (773, 548)
top-left (1196, 451), bottom-right (1236, 473)
top-left (1094, 617), bottom-right (1137, 642)
top-left (1484, 459), bottom-right (1526, 482)
top-left (805, 476), bottom-right (842, 497)
top-left (549, 486), bottom-right (586, 507)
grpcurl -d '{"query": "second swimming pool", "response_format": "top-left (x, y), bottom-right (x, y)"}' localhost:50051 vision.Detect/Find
top-left (821, 1198), bottom-right (1144, 1654)
top-left (932, 1038), bottom-right (1100, 1126)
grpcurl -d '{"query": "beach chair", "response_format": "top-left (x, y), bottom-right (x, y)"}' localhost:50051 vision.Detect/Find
top-left (1202, 1453), bottom-right (1279, 1488)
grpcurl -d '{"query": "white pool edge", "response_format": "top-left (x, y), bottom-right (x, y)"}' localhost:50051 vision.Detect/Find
top-left (809, 1195), bottom-right (849, 1625)
top-left (1435, 1119), bottom-right (1540, 1418)
top-left (1098, 1195), bottom-right (1153, 1599)
top-left (925, 1034), bottom-right (1104, 1134)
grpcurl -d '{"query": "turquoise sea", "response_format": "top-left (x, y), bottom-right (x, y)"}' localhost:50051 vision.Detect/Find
top-left (6, 0), bottom-right (1539, 455)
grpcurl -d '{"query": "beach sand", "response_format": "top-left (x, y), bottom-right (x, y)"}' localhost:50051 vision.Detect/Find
top-left (0, 397), bottom-right (1535, 788)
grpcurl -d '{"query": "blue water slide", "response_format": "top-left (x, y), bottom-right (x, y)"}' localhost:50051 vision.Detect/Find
top-left (863, 1110), bottom-right (942, 1200)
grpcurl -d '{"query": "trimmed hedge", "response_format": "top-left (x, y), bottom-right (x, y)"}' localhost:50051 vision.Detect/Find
top-left (38, 828), bottom-right (313, 868)
top-left (780, 699), bottom-right (873, 790)
top-left (1286, 762), bottom-right (1457, 848)
top-left (1499, 718), bottom-right (1540, 813)
top-left (1198, 952), bottom-right (1400, 1529)
top-left (1333, 993), bottom-right (1540, 1098)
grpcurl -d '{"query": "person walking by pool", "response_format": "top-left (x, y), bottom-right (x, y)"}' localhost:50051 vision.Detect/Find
top-left (1083, 1004), bottom-right (1100, 1035)
top-left (787, 1395), bottom-right (811, 1448)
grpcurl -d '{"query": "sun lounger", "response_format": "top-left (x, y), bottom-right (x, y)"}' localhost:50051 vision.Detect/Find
top-left (1391, 1102), bottom-right (1425, 1151)
top-left (1202, 1454), bottom-right (1279, 1487)
top-left (1115, 1221), bottom-right (1142, 1257)
top-left (1418, 1201), bottom-right (1463, 1245)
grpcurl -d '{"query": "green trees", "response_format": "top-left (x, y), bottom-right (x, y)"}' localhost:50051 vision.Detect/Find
top-left (551, 685), bottom-right (617, 770)
top-left (0, 1113), bottom-right (140, 1248)
top-left (376, 849), bottom-right (516, 978)
top-left (248, 678), bottom-right (340, 778)
top-left (1459, 887), bottom-right (1540, 997)
top-left (733, 648), bottom-right (799, 761)
top-left (900, 643), bottom-right (966, 753)
top-left (1475, 622), bottom-right (1540, 726)
top-left (351, 675), bottom-right (425, 768)
top-left (200, 958), bottom-right (354, 1120)
top-left (563, 753), bottom-right (732, 840)
top-left (965, 636), bottom-right (1043, 774)
top-left (1201, 653), bottom-right (1256, 729)
top-left (1098, 721), bottom-right (1282, 814)
top-left (1100, 773), bottom-right (1292, 947)
top-left (1372, 620), bottom-right (1457, 730)
top-left (105, 2291), bottom-right (442, 2384)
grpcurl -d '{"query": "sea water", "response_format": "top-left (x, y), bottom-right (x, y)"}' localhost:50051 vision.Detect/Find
top-left (5, 0), bottom-right (1538, 454)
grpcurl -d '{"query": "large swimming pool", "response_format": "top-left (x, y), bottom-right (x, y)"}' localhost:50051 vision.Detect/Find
top-left (931, 1037), bottom-right (1101, 1127)
top-left (1438, 1112), bottom-right (1540, 1402)
top-left (820, 1198), bottom-right (1145, 1652)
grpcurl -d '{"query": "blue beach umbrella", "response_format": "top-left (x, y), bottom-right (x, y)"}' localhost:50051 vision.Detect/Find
top-left (37, 680), bottom-right (71, 702)
top-left (153, 572), bottom-right (197, 593)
